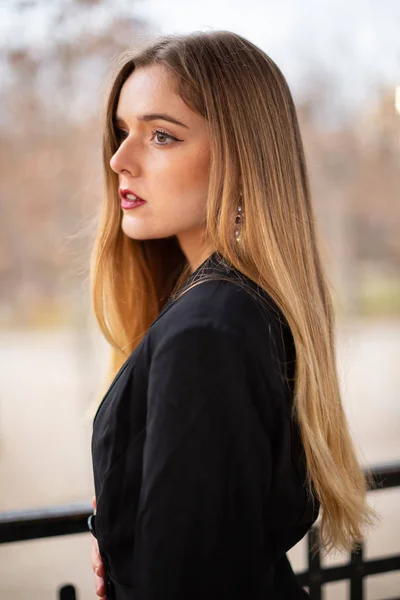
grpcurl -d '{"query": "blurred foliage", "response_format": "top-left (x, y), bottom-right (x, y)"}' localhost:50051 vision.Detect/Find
top-left (359, 278), bottom-right (400, 316)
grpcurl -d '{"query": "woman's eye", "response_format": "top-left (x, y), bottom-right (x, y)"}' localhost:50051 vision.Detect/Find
top-left (114, 128), bottom-right (180, 146)
top-left (151, 129), bottom-right (178, 146)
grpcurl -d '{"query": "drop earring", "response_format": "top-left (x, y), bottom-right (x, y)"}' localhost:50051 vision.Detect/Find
top-left (235, 192), bottom-right (244, 243)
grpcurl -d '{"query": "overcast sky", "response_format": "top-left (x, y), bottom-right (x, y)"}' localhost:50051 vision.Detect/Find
top-left (136, 0), bottom-right (400, 106)
top-left (1, 0), bottom-right (399, 122)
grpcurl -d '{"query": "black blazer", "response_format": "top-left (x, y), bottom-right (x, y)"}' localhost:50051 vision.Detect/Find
top-left (90, 251), bottom-right (320, 600)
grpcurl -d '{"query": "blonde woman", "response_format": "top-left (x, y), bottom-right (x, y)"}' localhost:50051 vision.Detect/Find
top-left (87, 30), bottom-right (378, 599)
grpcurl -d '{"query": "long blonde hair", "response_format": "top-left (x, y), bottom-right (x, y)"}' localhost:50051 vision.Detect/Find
top-left (90, 30), bottom-right (379, 556)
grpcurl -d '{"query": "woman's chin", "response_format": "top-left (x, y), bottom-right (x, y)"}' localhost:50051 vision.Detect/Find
top-left (121, 214), bottom-right (148, 240)
top-left (121, 214), bottom-right (180, 241)
top-left (121, 220), bottom-right (161, 241)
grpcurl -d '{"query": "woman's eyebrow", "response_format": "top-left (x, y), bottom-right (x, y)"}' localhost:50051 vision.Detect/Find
top-left (115, 113), bottom-right (189, 129)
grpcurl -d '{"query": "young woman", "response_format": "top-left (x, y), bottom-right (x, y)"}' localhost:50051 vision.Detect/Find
top-left (87, 30), bottom-right (378, 600)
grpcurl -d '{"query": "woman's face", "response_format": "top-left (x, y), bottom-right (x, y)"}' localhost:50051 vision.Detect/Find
top-left (110, 64), bottom-right (211, 263)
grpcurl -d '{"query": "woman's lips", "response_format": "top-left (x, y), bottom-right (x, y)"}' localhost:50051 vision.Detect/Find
top-left (121, 197), bottom-right (147, 210)
top-left (119, 188), bottom-right (147, 209)
top-left (119, 188), bottom-right (145, 201)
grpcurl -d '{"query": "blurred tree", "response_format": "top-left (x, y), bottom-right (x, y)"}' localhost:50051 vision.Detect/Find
top-left (0, 2), bottom-right (399, 323)
top-left (0, 0), bottom-right (150, 325)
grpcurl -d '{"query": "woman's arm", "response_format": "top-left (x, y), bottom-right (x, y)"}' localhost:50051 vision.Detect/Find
top-left (131, 323), bottom-right (273, 600)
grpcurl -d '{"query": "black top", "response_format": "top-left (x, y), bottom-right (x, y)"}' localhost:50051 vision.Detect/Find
top-left (90, 251), bottom-right (319, 600)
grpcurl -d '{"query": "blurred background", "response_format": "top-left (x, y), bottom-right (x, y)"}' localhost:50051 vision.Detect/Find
top-left (0, 0), bottom-right (399, 598)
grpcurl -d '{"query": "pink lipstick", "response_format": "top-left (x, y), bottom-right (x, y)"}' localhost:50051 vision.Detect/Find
top-left (120, 188), bottom-right (147, 210)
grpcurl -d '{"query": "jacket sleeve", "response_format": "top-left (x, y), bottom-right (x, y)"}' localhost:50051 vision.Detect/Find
top-left (131, 323), bottom-right (273, 599)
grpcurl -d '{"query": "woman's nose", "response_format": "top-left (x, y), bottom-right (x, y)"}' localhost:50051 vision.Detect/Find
top-left (109, 148), bottom-right (125, 174)
top-left (109, 142), bottom-right (139, 175)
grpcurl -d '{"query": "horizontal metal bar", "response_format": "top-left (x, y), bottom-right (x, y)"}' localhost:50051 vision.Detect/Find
top-left (0, 461), bottom-right (399, 544)
top-left (366, 461), bottom-right (400, 490)
top-left (0, 502), bottom-right (92, 544)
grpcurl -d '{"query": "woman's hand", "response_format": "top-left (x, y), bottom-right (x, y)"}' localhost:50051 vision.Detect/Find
top-left (91, 496), bottom-right (106, 599)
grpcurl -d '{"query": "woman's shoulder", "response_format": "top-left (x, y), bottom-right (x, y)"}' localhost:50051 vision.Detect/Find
top-left (150, 273), bottom-right (294, 368)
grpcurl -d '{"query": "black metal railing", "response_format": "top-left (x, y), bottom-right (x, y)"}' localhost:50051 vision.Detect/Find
top-left (1, 461), bottom-right (399, 599)
top-left (295, 461), bottom-right (400, 599)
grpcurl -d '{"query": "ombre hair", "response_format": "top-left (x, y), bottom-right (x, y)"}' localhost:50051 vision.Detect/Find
top-left (90, 30), bottom-right (379, 556)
